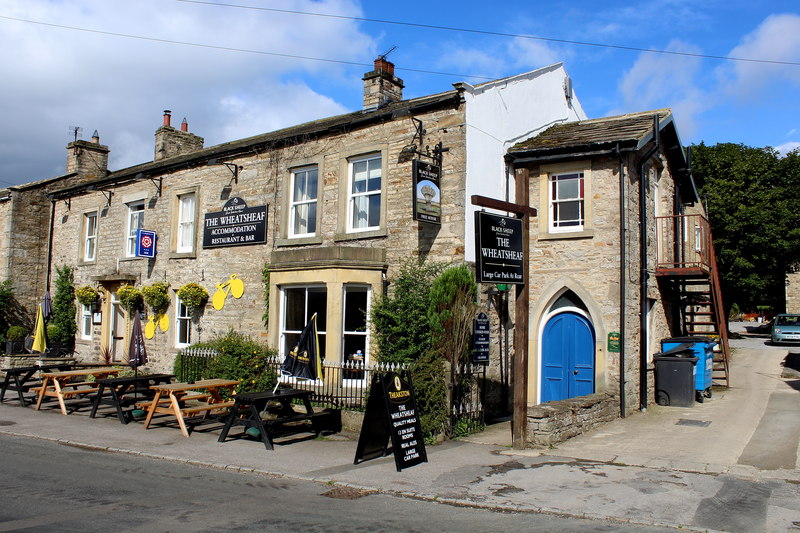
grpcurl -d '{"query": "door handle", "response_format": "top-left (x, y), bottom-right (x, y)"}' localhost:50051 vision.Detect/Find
top-left (573, 370), bottom-right (579, 375)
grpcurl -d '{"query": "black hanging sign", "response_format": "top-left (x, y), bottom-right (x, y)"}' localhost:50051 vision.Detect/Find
top-left (203, 197), bottom-right (267, 248)
top-left (354, 370), bottom-right (428, 472)
top-left (473, 311), bottom-right (490, 363)
top-left (474, 211), bottom-right (524, 284)
top-left (412, 160), bottom-right (441, 225)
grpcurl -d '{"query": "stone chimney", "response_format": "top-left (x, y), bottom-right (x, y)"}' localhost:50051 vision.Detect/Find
top-left (362, 57), bottom-right (404, 110)
top-left (66, 129), bottom-right (110, 180)
top-left (154, 110), bottom-right (204, 161)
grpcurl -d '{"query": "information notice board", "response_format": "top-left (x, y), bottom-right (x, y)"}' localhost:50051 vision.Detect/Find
top-left (353, 370), bottom-right (428, 472)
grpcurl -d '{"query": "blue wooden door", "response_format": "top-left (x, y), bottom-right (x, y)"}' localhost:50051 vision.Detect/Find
top-left (541, 312), bottom-right (595, 402)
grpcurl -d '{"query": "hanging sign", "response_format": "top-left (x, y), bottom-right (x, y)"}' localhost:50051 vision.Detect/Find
top-left (473, 312), bottom-right (490, 363)
top-left (474, 211), bottom-right (524, 284)
top-left (608, 332), bottom-right (621, 353)
top-left (354, 370), bottom-right (428, 472)
top-left (412, 160), bottom-right (441, 225)
top-left (203, 197), bottom-right (267, 248)
top-left (135, 229), bottom-right (157, 258)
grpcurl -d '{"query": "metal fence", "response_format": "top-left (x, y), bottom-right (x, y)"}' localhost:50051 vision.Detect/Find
top-left (176, 349), bottom-right (485, 431)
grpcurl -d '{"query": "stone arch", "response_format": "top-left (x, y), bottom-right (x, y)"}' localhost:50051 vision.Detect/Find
top-left (528, 276), bottom-right (608, 404)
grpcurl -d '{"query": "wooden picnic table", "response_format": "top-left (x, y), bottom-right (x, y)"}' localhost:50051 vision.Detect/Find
top-left (34, 367), bottom-right (121, 415)
top-left (141, 379), bottom-right (240, 437)
top-left (217, 388), bottom-right (322, 451)
top-left (89, 374), bottom-right (174, 424)
top-left (0, 363), bottom-right (74, 405)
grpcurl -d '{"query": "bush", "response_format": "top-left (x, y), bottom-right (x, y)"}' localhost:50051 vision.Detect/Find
top-left (6, 325), bottom-right (27, 341)
top-left (51, 265), bottom-right (77, 347)
top-left (47, 324), bottom-right (64, 341)
top-left (179, 330), bottom-right (277, 395)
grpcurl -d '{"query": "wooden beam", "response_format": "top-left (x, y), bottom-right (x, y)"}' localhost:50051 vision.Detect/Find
top-left (471, 194), bottom-right (536, 217)
top-left (512, 168), bottom-right (530, 449)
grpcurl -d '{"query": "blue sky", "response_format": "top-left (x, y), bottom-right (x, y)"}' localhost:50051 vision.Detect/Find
top-left (0, 0), bottom-right (798, 188)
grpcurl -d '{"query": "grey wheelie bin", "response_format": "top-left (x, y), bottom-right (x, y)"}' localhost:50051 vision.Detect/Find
top-left (661, 336), bottom-right (717, 402)
top-left (653, 343), bottom-right (698, 407)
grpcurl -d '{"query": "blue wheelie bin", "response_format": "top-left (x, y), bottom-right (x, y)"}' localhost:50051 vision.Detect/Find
top-left (653, 343), bottom-right (698, 407)
top-left (661, 336), bottom-right (717, 402)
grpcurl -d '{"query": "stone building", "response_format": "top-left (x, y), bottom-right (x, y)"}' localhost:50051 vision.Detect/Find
top-left (505, 110), bottom-right (725, 445)
top-left (39, 59), bottom-right (585, 402)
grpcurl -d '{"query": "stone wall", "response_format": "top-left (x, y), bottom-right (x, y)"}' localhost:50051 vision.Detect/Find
top-left (525, 391), bottom-right (618, 446)
top-left (786, 271), bottom-right (800, 313)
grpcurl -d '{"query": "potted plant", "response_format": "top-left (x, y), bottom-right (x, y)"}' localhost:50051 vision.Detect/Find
top-left (177, 282), bottom-right (209, 314)
top-left (117, 284), bottom-right (144, 313)
top-left (142, 282), bottom-right (170, 317)
top-left (6, 325), bottom-right (27, 354)
top-left (75, 285), bottom-right (100, 308)
top-left (46, 324), bottom-right (65, 356)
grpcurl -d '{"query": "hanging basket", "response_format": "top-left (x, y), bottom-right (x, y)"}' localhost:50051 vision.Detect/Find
top-left (75, 285), bottom-right (100, 307)
top-left (177, 282), bottom-right (209, 312)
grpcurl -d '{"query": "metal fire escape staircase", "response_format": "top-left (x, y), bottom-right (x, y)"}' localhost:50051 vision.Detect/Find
top-left (655, 214), bottom-right (730, 387)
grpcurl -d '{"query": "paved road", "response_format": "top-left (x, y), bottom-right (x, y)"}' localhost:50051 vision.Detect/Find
top-left (0, 434), bottom-right (674, 533)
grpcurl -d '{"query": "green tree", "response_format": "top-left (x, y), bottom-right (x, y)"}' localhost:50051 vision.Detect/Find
top-left (692, 143), bottom-right (800, 313)
top-left (51, 265), bottom-right (77, 348)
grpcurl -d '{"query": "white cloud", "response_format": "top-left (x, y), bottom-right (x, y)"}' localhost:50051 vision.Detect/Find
top-left (776, 141), bottom-right (800, 157)
top-left (610, 40), bottom-right (706, 137)
top-left (718, 13), bottom-right (800, 100)
top-left (0, 0), bottom-right (376, 184)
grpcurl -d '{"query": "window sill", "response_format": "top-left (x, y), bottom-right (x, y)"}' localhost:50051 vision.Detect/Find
top-left (168, 251), bottom-right (197, 260)
top-left (334, 228), bottom-right (387, 242)
top-left (275, 235), bottom-right (323, 247)
top-left (78, 259), bottom-right (97, 266)
top-left (538, 229), bottom-right (595, 241)
top-left (119, 256), bottom-right (143, 262)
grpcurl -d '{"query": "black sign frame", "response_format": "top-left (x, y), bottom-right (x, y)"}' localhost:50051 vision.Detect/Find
top-left (474, 211), bottom-right (524, 284)
top-left (412, 160), bottom-right (441, 225)
top-left (354, 370), bottom-right (428, 471)
top-left (202, 197), bottom-right (267, 248)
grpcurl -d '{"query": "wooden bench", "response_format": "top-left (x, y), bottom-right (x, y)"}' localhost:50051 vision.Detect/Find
top-left (179, 400), bottom-right (236, 417)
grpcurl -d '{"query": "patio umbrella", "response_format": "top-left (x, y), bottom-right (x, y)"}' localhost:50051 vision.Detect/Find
top-left (278, 313), bottom-right (322, 391)
top-left (41, 291), bottom-right (52, 321)
top-left (31, 304), bottom-right (47, 354)
top-left (128, 313), bottom-right (148, 405)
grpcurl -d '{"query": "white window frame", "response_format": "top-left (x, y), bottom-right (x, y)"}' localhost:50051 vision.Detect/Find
top-left (549, 171), bottom-right (585, 232)
top-left (289, 166), bottom-right (319, 238)
top-left (279, 285), bottom-right (327, 362)
top-left (125, 201), bottom-right (145, 257)
top-left (175, 298), bottom-right (192, 348)
top-left (347, 154), bottom-right (382, 232)
top-left (80, 303), bottom-right (93, 340)
top-left (341, 285), bottom-right (370, 383)
top-left (83, 211), bottom-right (98, 262)
top-left (177, 193), bottom-right (196, 253)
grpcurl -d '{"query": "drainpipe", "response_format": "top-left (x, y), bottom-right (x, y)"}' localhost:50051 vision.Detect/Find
top-left (46, 197), bottom-right (56, 289)
top-left (639, 115), bottom-right (660, 411)
top-left (613, 143), bottom-right (627, 418)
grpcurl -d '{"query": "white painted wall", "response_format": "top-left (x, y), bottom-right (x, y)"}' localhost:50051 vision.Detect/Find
top-left (462, 63), bottom-right (587, 262)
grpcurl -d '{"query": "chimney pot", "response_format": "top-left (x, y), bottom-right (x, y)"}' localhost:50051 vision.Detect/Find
top-left (91, 130), bottom-right (100, 144)
top-left (163, 110), bottom-right (172, 127)
top-left (374, 57), bottom-right (394, 75)
top-left (181, 118), bottom-right (188, 132)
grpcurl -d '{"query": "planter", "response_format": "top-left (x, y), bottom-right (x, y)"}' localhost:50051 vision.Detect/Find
top-left (5, 340), bottom-right (25, 354)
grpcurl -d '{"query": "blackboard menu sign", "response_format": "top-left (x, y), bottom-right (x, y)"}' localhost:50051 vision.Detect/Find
top-left (354, 371), bottom-right (428, 472)
top-left (473, 311), bottom-right (490, 363)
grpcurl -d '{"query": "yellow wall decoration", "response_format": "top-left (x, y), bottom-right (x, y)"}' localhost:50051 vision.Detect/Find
top-left (213, 274), bottom-right (245, 310)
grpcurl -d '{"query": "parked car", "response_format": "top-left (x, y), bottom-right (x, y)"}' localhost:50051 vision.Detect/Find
top-left (770, 314), bottom-right (800, 344)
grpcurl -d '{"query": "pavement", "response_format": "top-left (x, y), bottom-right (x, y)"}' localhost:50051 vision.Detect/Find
top-left (1, 322), bottom-right (799, 532)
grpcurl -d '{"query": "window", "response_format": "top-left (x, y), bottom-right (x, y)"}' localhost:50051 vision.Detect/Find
top-left (342, 286), bottom-right (370, 381)
top-left (176, 298), bottom-right (192, 347)
top-left (80, 304), bottom-right (92, 340)
top-left (549, 172), bottom-right (584, 231)
top-left (177, 193), bottom-right (196, 253)
top-left (83, 212), bottom-right (97, 262)
top-left (126, 201), bottom-right (145, 257)
top-left (289, 166), bottom-right (318, 238)
top-left (348, 154), bottom-right (381, 231)
top-left (280, 286), bottom-right (327, 362)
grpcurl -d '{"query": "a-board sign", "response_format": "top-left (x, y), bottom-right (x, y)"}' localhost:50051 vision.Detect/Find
top-left (412, 160), bottom-right (441, 225)
top-left (474, 211), bottom-right (524, 284)
top-left (473, 311), bottom-right (490, 363)
top-left (353, 370), bottom-right (428, 472)
top-left (135, 229), bottom-right (157, 258)
top-left (202, 197), bottom-right (267, 248)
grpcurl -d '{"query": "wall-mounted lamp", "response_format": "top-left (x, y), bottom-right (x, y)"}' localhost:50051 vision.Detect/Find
top-left (208, 158), bottom-right (243, 186)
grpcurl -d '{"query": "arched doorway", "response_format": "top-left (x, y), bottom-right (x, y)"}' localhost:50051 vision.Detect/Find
top-left (540, 292), bottom-right (596, 403)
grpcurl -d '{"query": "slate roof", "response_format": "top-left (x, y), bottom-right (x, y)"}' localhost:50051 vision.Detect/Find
top-left (508, 109), bottom-right (672, 156)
